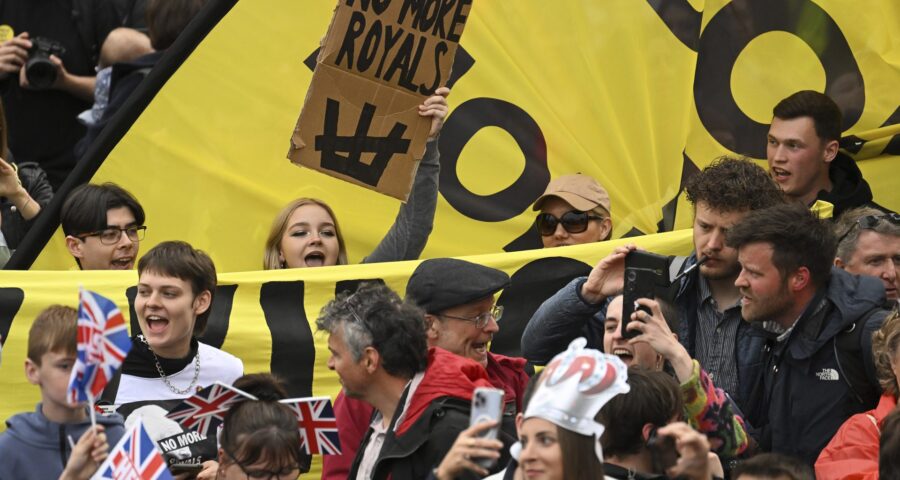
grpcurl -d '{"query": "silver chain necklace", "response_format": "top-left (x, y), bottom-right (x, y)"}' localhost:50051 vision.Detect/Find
top-left (138, 335), bottom-right (201, 395)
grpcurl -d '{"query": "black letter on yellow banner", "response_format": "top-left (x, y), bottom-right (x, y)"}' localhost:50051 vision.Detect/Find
top-left (693, 0), bottom-right (863, 159)
top-left (260, 281), bottom-right (316, 397)
top-left (438, 98), bottom-right (549, 222)
top-left (0, 288), bottom-right (25, 344)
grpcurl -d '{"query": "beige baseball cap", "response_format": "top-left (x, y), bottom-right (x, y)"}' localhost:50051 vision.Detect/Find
top-left (532, 174), bottom-right (611, 213)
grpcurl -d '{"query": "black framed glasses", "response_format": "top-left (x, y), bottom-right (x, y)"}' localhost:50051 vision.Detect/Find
top-left (837, 213), bottom-right (900, 245)
top-left (77, 225), bottom-right (146, 245)
top-left (535, 211), bottom-right (604, 236)
top-left (438, 305), bottom-right (503, 329)
top-left (222, 447), bottom-right (301, 480)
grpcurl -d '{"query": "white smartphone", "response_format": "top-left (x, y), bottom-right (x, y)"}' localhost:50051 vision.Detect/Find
top-left (469, 387), bottom-right (505, 469)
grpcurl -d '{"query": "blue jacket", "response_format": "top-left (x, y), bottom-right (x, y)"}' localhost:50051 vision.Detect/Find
top-left (0, 403), bottom-right (126, 480)
top-left (745, 268), bottom-right (888, 465)
top-left (672, 253), bottom-right (767, 412)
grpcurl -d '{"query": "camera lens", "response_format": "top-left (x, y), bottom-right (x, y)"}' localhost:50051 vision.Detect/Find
top-left (626, 270), bottom-right (637, 282)
top-left (25, 58), bottom-right (58, 90)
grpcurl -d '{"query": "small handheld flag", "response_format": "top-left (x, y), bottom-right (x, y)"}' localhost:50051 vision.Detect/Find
top-left (67, 289), bottom-right (132, 407)
top-left (165, 381), bottom-right (257, 437)
top-left (93, 418), bottom-right (173, 480)
top-left (280, 397), bottom-right (341, 455)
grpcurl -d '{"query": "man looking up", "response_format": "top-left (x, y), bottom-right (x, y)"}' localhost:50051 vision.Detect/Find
top-left (833, 207), bottom-right (900, 305)
top-left (522, 157), bottom-right (783, 411)
top-left (767, 90), bottom-right (887, 217)
top-left (61, 182), bottom-right (145, 270)
top-left (726, 202), bottom-right (889, 464)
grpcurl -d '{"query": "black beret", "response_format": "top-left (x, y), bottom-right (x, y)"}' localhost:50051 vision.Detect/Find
top-left (406, 258), bottom-right (510, 314)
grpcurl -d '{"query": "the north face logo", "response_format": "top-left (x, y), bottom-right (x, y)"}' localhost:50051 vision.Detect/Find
top-left (816, 368), bottom-right (840, 381)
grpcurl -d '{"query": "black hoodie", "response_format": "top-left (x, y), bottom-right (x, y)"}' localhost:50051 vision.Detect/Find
top-left (818, 153), bottom-right (892, 218)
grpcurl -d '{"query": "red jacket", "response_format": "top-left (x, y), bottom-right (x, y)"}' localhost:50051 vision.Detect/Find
top-left (815, 393), bottom-right (897, 480)
top-left (322, 351), bottom-right (528, 480)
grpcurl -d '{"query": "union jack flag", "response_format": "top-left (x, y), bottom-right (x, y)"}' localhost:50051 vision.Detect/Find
top-left (67, 289), bottom-right (132, 404)
top-left (280, 397), bottom-right (341, 455)
top-left (165, 381), bottom-right (256, 437)
top-left (95, 418), bottom-right (173, 480)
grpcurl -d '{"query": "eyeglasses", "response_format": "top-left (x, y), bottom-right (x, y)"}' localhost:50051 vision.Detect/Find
top-left (77, 225), bottom-right (146, 245)
top-left (438, 305), bottom-right (503, 329)
top-left (837, 213), bottom-right (900, 245)
top-left (535, 211), bottom-right (604, 236)
top-left (222, 447), bottom-right (301, 480)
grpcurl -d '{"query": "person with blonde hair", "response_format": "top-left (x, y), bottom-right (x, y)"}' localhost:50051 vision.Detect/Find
top-left (816, 309), bottom-right (900, 479)
top-left (264, 88), bottom-right (449, 270)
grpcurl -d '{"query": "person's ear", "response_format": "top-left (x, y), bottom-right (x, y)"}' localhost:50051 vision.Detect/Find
top-left (192, 290), bottom-right (212, 316)
top-left (834, 257), bottom-right (845, 269)
top-left (641, 423), bottom-right (656, 443)
top-left (790, 267), bottom-right (811, 292)
top-left (515, 412), bottom-right (524, 435)
top-left (65, 235), bottom-right (84, 260)
top-left (601, 217), bottom-right (613, 239)
top-left (24, 358), bottom-right (40, 385)
top-left (823, 139), bottom-right (839, 163)
top-left (362, 346), bottom-right (380, 374)
top-left (425, 314), bottom-right (440, 341)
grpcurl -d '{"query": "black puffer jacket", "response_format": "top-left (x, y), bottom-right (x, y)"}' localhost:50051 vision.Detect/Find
top-left (745, 268), bottom-right (889, 465)
top-left (818, 153), bottom-right (892, 217)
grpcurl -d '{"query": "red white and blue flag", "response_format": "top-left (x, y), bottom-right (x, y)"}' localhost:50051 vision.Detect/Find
top-left (95, 418), bottom-right (173, 480)
top-left (280, 397), bottom-right (341, 455)
top-left (67, 289), bottom-right (132, 404)
top-left (165, 381), bottom-right (256, 437)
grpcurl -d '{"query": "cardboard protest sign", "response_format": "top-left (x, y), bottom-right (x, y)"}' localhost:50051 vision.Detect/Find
top-left (289, 0), bottom-right (472, 201)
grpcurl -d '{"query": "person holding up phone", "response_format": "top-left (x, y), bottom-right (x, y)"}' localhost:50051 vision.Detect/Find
top-left (519, 339), bottom-right (631, 480)
top-left (523, 158), bottom-right (785, 417)
top-left (603, 294), bottom-right (750, 461)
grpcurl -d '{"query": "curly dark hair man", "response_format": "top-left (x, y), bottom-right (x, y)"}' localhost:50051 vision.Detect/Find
top-left (685, 156), bottom-right (784, 214)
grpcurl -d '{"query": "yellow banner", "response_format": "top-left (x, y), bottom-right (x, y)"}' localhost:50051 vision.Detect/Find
top-left (27, 0), bottom-right (898, 271)
top-left (0, 230), bottom-right (692, 475)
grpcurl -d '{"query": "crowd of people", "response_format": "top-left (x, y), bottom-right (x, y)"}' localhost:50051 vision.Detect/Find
top-left (0, 1), bottom-right (899, 480)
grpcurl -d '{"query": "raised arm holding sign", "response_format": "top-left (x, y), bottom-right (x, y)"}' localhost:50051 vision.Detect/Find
top-left (289, 0), bottom-right (470, 200)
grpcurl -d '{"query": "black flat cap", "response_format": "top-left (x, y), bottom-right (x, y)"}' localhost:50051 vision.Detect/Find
top-left (406, 258), bottom-right (510, 314)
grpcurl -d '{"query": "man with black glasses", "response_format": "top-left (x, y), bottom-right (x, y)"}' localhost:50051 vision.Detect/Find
top-left (522, 157), bottom-right (784, 412)
top-left (61, 182), bottom-right (145, 270)
top-left (834, 207), bottom-right (900, 305)
top-left (532, 174), bottom-right (613, 248)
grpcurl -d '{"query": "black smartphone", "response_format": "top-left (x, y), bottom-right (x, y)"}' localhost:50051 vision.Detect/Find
top-left (620, 267), bottom-right (658, 339)
top-left (169, 463), bottom-right (203, 476)
top-left (625, 250), bottom-right (671, 277)
top-left (647, 427), bottom-right (679, 472)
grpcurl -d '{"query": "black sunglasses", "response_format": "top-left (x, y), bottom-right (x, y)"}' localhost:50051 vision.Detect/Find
top-left (837, 213), bottom-right (900, 245)
top-left (535, 211), bottom-right (604, 236)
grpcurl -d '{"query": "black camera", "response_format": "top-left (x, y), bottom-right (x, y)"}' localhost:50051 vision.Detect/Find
top-left (25, 37), bottom-right (66, 90)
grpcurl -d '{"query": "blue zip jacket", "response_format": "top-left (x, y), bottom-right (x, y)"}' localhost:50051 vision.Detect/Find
top-left (0, 403), bottom-right (126, 480)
